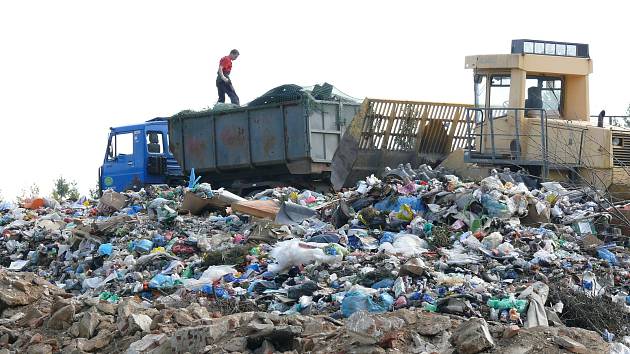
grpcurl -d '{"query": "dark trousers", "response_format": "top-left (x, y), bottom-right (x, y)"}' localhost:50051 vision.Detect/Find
top-left (216, 77), bottom-right (240, 105)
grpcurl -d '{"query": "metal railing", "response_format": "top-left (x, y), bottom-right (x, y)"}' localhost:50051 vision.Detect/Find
top-left (589, 115), bottom-right (630, 128)
top-left (465, 107), bottom-right (550, 178)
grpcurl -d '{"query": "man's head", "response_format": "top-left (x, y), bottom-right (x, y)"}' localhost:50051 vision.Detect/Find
top-left (229, 49), bottom-right (240, 60)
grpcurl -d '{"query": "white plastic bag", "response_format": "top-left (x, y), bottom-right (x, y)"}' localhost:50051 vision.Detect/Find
top-left (268, 239), bottom-right (341, 273)
top-left (184, 265), bottom-right (236, 289)
top-left (481, 176), bottom-right (504, 191)
top-left (496, 242), bottom-right (515, 256)
top-left (379, 233), bottom-right (428, 257)
top-left (481, 232), bottom-right (503, 250)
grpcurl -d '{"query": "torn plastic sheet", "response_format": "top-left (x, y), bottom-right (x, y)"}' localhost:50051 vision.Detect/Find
top-left (442, 244), bottom-right (483, 265)
top-left (274, 201), bottom-right (317, 225)
top-left (518, 282), bottom-right (549, 328)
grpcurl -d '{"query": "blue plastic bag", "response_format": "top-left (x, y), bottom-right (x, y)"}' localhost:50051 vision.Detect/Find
top-left (374, 196), bottom-right (426, 213)
top-left (597, 248), bottom-right (618, 266)
top-left (371, 278), bottom-right (395, 289)
top-left (97, 243), bottom-right (113, 256)
top-left (347, 235), bottom-right (364, 250)
top-left (341, 290), bottom-right (394, 317)
top-left (149, 274), bottom-right (174, 289)
top-left (481, 194), bottom-right (511, 218)
top-left (379, 232), bottom-right (395, 245)
top-left (126, 205), bottom-right (143, 215)
top-left (201, 285), bottom-right (230, 299)
top-left (152, 234), bottom-right (166, 247)
top-left (132, 239), bottom-right (154, 253)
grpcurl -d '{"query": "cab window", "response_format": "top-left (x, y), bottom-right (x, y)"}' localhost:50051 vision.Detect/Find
top-left (107, 133), bottom-right (134, 161)
top-left (146, 131), bottom-right (164, 154)
top-left (525, 76), bottom-right (563, 117)
top-left (489, 75), bottom-right (511, 108)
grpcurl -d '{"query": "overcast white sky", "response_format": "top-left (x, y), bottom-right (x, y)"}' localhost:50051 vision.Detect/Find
top-left (1, 1), bottom-right (629, 200)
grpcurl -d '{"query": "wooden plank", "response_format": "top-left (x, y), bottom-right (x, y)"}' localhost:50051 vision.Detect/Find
top-left (231, 200), bottom-right (280, 219)
top-left (446, 107), bottom-right (462, 151)
top-left (381, 103), bottom-right (399, 151)
top-left (414, 105), bottom-right (429, 152)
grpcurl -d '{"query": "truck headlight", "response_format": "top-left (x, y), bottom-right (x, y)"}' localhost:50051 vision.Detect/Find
top-left (612, 137), bottom-right (622, 146)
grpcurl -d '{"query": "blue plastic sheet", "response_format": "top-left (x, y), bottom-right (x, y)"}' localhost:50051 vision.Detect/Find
top-left (307, 234), bottom-right (340, 244)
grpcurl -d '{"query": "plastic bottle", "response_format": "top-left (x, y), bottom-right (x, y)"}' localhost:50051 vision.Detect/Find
top-left (603, 329), bottom-right (615, 342)
top-left (490, 308), bottom-right (499, 321)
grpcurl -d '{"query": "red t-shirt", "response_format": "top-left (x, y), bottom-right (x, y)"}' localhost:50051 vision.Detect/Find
top-left (219, 56), bottom-right (232, 75)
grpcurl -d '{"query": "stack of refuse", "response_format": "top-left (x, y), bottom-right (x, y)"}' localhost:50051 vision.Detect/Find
top-left (1, 164), bottom-right (629, 353)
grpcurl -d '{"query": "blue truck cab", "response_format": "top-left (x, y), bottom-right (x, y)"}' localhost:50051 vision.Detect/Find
top-left (100, 118), bottom-right (183, 192)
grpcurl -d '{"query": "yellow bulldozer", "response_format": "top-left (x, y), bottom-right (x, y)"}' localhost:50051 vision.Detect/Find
top-left (332, 39), bottom-right (630, 200)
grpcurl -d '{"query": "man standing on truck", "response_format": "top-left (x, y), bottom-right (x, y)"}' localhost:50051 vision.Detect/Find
top-left (216, 49), bottom-right (240, 105)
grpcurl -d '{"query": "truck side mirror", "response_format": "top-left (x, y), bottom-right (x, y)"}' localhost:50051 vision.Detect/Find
top-left (108, 144), bottom-right (115, 160)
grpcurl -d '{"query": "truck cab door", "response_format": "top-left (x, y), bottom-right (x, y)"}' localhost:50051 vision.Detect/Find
top-left (101, 129), bottom-right (144, 191)
top-left (144, 130), bottom-right (169, 184)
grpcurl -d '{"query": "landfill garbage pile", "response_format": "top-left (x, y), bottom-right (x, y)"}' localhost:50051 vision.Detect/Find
top-left (0, 165), bottom-right (629, 354)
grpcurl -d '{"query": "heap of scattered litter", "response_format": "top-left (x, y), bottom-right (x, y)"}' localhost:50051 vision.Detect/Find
top-left (0, 164), bottom-right (629, 353)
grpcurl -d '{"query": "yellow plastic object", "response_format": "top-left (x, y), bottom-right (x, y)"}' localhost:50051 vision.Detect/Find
top-left (395, 204), bottom-right (414, 222)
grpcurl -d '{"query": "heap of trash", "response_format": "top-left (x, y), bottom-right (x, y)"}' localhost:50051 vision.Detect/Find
top-left (1, 164), bottom-right (629, 354)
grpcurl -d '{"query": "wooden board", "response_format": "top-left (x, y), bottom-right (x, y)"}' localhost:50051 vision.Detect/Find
top-left (231, 200), bottom-right (280, 219)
